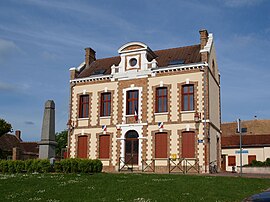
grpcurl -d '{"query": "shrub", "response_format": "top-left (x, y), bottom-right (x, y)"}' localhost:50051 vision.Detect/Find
top-left (0, 160), bottom-right (9, 173)
top-left (0, 158), bottom-right (102, 174)
top-left (54, 161), bottom-right (62, 173)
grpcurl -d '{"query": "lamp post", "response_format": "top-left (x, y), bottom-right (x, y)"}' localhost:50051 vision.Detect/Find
top-left (237, 118), bottom-right (242, 177)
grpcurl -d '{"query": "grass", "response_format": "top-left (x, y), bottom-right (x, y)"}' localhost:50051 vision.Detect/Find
top-left (0, 173), bottom-right (270, 202)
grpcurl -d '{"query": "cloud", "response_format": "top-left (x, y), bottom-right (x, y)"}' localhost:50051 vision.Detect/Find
top-left (0, 38), bottom-right (19, 63)
top-left (41, 51), bottom-right (58, 60)
top-left (24, 121), bottom-right (35, 125)
top-left (222, 0), bottom-right (265, 7)
top-left (0, 82), bottom-right (30, 93)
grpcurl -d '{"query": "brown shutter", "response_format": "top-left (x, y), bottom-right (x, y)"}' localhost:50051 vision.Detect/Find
top-left (155, 133), bottom-right (167, 158)
top-left (248, 155), bottom-right (256, 164)
top-left (182, 131), bottom-right (195, 158)
top-left (77, 135), bottom-right (88, 158)
top-left (99, 135), bottom-right (110, 159)
top-left (228, 156), bottom-right (236, 166)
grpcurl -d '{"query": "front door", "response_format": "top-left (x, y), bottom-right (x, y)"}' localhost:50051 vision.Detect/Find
top-left (221, 155), bottom-right (226, 171)
top-left (125, 130), bottom-right (139, 165)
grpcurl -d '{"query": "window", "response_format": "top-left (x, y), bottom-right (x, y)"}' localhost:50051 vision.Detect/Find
top-left (79, 95), bottom-right (89, 118)
top-left (126, 90), bottom-right (138, 115)
top-left (182, 131), bottom-right (195, 158)
top-left (99, 135), bottom-right (110, 159)
top-left (228, 156), bottom-right (236, 166)
top-left (101, 93), bottom-right (111, 117)
top-left (248, 155), bottom-right (256, 165)
top-left (129, 58), bottom-right (137, 67)
top-left (155, 133), bottom-right (167, 158)
top-left (156, 87), bottom-right (168, 113)
top-left (182, 85), bottom-right (194, 111)
top-left (77, 135), bottom-right (88, 158)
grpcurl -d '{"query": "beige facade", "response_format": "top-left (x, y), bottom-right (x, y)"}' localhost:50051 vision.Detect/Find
top-left (67, 29), bottom-right (221, 173)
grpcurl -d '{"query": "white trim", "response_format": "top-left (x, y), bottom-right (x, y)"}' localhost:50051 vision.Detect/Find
top-left (200, 33), bottom-right (213, 53)
top-left (152, 62), bottom-right (206, 73)
top-left (69, 61), bottom-right (85, 72)
top-left (118, 42), bottom-right (148, 54)
top-left (70, 74), bottom-right (111, 83)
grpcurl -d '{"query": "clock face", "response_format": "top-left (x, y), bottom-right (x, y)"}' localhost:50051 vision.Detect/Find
top-left (129, 58), bottom-right (137, 67)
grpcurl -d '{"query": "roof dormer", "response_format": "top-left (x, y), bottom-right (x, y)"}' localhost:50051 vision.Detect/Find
top-left (111, 42), bottom-right (157, 80)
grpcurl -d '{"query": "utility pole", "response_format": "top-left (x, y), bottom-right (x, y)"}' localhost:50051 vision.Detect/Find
top-left (237, 119), bottom-right (242, 177)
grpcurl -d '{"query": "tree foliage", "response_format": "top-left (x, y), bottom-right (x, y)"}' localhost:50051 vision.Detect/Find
top-left (0, 118), bottom-right (12, 137)
top-left (55, 130), bottom-right (68, 157)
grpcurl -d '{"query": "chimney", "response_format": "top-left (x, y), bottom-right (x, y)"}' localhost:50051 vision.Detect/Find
top-left (199, 29), bottom-right (209, 49)
top-left (85, 47), bottom-right (96, 67)
top-left (15, 130), bottom-right (22, 141)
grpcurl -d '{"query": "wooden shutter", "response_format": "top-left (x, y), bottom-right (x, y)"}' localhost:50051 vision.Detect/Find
top-left (77, 135), bottom-right (88, 158)
top-left (228, 156), bottom-right (236, 166)
top-left (99, 135), bottom-right (110, 159)
top-left (182, 131), bottom-right (195, 158)
top-left (248, 155), bottom-right (256, 164)
top-left (155, 133), bottom-right (167, 158)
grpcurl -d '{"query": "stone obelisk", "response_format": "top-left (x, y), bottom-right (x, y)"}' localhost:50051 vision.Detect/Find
top-left (38, 100), bottom-right (57, 159)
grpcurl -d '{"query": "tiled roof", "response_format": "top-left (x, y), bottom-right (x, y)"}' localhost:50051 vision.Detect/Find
top-left (77, 44), bottom-right (201, 78)
top-left (222, 134), bottom-right (270, 148)
top-left (0, 134), bottom-right (39, 155)
top-left (221, 120), bottom-right (270, 136)
top-left (0, 134), bottom-right (21, 151)
top-left (20, 142), bottom-right (39, 154)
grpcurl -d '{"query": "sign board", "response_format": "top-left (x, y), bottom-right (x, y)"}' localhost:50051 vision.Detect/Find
top-left (198, 139), bottom-right (204, 143)
top-left (235, 150), bottom-right (248, 154)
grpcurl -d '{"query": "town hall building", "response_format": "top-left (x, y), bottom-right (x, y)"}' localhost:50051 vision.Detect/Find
top-left (67, 29), bottom-right (221, 173)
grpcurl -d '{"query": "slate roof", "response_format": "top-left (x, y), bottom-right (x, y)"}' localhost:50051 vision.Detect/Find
top-left (222, 134), bottom-right (270, 148)
top-left (77, 44), bottom-right (201, 79)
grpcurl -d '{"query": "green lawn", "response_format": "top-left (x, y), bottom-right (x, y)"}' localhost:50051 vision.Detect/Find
top-left (0, 173), bottom-right (269, 202)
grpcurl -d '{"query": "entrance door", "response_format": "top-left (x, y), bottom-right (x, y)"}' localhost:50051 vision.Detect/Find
top-left (221, 155), bottom-right (226, 171)
top-left (125, 130), bottom-right (139, 165)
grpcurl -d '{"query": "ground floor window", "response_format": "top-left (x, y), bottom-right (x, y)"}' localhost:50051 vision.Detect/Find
top-left (228, 156), bottom-right (236, 166)
top-left (248, 155), bottom-right (256, 165)
top-left (99, 135), bottom-right (110, 159)
top-left (77, 135), bottom-right (88, 158)
top-left (155, 132), bottom-right (168, 158)
top-left (182, 131), bottom-right (195, 158)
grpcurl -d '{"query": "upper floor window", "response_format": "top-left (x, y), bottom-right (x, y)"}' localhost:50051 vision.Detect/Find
top-left (156, 87), bottom-right (168, 113)
top-left (101, 93), bottom-right (111, 117)
top-left (79, 95), bottom-right (89, 118)
top-left (126, 90), bottom-right (138, 115)
top-left (182, 85), bottom-right (194, 111)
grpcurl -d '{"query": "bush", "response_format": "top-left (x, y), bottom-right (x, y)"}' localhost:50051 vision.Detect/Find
top-left (56, 158), bottom-right (102, 173)
top-left (0, 158), bottom-right (102, 174)
top-left (0, 160), bottom-right (9, 173)
top-left (246, 159), bottom-right (270, 167)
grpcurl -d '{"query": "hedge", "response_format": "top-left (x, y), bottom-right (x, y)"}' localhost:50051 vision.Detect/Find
top-left (244, 158), bottom-right (270, 167)
top-left (54, 158), bottom-right (103, 173)
top-left (0, 159), bottom-right (102, 174)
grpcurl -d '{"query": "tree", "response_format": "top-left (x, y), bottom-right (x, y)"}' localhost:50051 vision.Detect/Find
top-left (0, 118), bottom-right (12, 137)
top-left (55, 130), bottom-right (68, 157)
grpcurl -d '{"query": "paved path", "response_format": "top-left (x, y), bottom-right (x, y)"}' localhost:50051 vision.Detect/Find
top-left (202, 171), bottom-right (270, 179)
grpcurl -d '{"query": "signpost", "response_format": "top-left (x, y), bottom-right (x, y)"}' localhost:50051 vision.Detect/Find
top-left (237, 119), bottom-right (242, 176)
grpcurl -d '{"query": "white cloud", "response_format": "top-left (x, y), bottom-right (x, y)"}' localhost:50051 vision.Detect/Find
top-left (0, 81), bottom-right (30, 92)
top-left (0, 38), bottom-right (19, 63)
top-left (222, 0), bottom-right (265, 7)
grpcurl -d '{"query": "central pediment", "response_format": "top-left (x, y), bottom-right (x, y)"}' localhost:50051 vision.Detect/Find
top-left (118, 42), bottom-right (148, 54)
